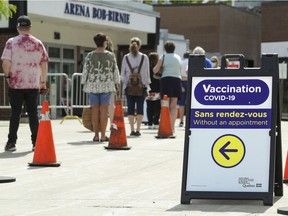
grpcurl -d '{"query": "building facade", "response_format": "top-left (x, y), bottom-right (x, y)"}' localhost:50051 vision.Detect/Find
top-left (261, 1), bottom-right (288, 117)
top-left (153, 3), bottom-right (261, 67)
top-left (0, 0), bottom-right (160, 119)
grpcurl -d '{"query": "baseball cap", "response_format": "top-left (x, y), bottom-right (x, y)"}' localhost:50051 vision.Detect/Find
top-left (17, 15), bottom-right (31, 27)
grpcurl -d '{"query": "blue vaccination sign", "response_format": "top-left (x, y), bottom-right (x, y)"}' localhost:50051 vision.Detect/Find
top-left (190, 77), bottom-right (272, 129)
top-left (186, 76), bottom-right (273, 193)
top-left (181, 54), bottom-right (281, 206)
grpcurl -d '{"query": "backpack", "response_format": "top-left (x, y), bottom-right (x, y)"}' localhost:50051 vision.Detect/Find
top-left (126, 55), bottom-right (145, 96)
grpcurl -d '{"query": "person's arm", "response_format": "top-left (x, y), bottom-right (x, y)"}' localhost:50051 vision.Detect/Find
top-left (2, 59), bottom-right (11, 78)
top-left (153, 59), bottom-right (163, 74)
top-left (40, 61), bottom-right (48, 89)
top-left (143, 55), bottom-right (151, 86)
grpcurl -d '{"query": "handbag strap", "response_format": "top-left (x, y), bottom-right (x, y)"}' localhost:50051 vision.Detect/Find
top-left (126, 54), bottom-right (144, 74)
top-left (161, 54), bottom-right (165, 67)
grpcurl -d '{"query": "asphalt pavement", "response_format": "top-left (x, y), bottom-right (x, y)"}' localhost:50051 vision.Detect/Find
top-left (0, 117), bottom-right (288, 216)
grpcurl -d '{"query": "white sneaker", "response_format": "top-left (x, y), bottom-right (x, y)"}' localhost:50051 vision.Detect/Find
top-left (153, 125), bottom-right (159, 129)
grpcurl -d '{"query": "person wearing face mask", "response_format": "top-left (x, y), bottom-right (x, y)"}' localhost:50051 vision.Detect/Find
top-left (210, 56), bottom-right (220, 68)
top-left (121, 37), bottom-right (150, 137)
top-left (81, 32), bottom-right (120, 142)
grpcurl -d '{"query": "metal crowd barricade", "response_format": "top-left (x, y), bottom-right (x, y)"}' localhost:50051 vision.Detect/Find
top-left (60, 73), bottom-right (89, 124)
top-left (40, 73), bottom-right (78, 121)
top-left (70, 73), bottom-right (89, 109)
top-left (0, 73), bottom-right (72, 118)
top-left (59, 73), bottom-right (84, 124)
top-left (1, 72), bottom-right (128, 121)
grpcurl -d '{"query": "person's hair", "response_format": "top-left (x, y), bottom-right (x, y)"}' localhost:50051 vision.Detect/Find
top-left (129, 37), bottom-right (141, 56)
top-left (183, 51), bottom-right (190, 59)
top-left (130, 37), bottom-right (141, 47)
top-left (164, 41), bottom-right (175, 53)
top-left (192, 46), bottom-right (205, 55)
top-left (211, 56), bottom-right (219, 64)
top-left (148, 52), bottom-right (159, 68)
top-left (106, 37), bottom-right (114, 53)
top-left (93, 32), bottom-right (107, 48)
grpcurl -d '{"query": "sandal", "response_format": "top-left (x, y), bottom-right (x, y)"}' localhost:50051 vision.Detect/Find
top-left (93, 136), bottom-right (99, 142)
top-left (100, 136), bottom-right (109, 142)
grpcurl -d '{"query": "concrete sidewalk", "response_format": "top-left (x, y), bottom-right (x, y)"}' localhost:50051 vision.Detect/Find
top-left (0, 118), bottom-right (287, 216)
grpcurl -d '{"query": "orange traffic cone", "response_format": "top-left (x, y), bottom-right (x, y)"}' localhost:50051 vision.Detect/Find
top-left (155, 95), bottom-right (175, 139)
top-left (105, 99), bottom-right (131, 150)
top-left (28, 101), bottom-right (61, 167)
top-left (284, 151), bottom-right (288, 183)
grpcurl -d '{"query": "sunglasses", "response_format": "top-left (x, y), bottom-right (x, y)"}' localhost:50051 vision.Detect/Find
top-left (131, 40), bottom-right (139, 44)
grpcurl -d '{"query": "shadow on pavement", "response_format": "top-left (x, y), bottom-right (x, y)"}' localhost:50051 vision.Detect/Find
top-left (167, 198), bottom-right (281, 213)
top-left (66, 141), bottom-right (105, 146)
top-left (0, 151), bottom-right (32, 158)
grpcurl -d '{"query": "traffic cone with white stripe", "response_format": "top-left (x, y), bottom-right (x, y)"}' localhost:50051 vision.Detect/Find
top-left (28, 100), bottom-right (61, 167)
top-left (155, 95), bottom-right (175, 139)
top-left (105, 98), bottom-right (131, 150)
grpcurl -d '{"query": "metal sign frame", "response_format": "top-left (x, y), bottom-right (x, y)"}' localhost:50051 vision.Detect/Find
top-left (181, 54), bottom-right (283, 206)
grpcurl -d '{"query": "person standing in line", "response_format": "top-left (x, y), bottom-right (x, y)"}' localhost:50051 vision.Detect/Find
top-left (121, 37), bottom-right (150, 137)
top-left (106, 38), bottom-right (116, 126)
top-left (81, 32), bottom-right (120, 142)
top-left (146, 52), bottom-right (161, 129)
top-left (153, 41), bottom-right (182, 134)
top-left (192, 46), bottom-right (213, 68)
top-left (177, 51), bottom-right (190, 127)
top-left (1, 15), bottom-right (49, 152)
top-left (210, 55), bottom-right (220, 68)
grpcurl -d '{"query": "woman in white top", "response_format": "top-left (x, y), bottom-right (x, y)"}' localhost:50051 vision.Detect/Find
top-left (153, 41), bottom-right (182, 133)
top-left (121, 37), bottom-right (150, 137)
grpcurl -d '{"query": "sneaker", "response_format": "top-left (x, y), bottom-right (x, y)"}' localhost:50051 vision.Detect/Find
top-left (148, 125), bottom-right (153, 129)
top-left (130, 131), bottom-right (136, 136)
top-left (153, 125), bottom-right (159, 129)
top-left (135, 131), bottom-right (141, 136)
top-left (5, 142), bottom-right (16, 152)
top-left (179, 121), bottom-right (184, 127)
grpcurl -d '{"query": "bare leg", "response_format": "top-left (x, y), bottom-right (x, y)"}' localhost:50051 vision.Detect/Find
top-left (91, 105), bottom-right (100, 140)
top-left (169, 97), bottom-right (178, 133)
top-left (136, 114), bottom-right (143, 132)
top-left (179, 105), bottom-right (185, 124)
top-left (99, 104), bottom-right (109, 141)
top-left (128, 115), bottom-right (135, 132)
top-left (108, 93), bottom-right (115, 124)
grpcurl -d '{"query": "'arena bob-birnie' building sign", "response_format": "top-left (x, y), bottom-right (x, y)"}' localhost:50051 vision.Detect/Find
top-left (64, 2), bottom-right (130, 24)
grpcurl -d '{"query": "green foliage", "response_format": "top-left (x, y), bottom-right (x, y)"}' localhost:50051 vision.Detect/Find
top-left (0, 0), bottom-right (17, 20)
top-left (144, 0), bottom-right (232, 6)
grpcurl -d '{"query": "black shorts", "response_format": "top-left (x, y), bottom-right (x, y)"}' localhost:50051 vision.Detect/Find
top-left (160, 77), bottom-right (182, 99)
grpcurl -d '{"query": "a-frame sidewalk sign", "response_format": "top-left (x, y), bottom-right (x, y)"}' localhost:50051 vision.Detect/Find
top-left (181, 54), bottom-right (283, 206)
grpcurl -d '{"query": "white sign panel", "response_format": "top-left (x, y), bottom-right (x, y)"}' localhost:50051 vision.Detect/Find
top-left (186, 76), bottom-right (272, 192)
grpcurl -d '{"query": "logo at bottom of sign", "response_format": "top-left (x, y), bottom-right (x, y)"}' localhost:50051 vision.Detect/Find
top-left (211, 134), bottom-right (246, 168)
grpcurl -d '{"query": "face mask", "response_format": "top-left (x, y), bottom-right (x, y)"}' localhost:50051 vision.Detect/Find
top-left (212, 62), bottom-right (217, 68)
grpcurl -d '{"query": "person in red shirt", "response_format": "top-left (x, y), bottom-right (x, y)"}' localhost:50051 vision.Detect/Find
top-left (1, 15), bottom-right (49, 152)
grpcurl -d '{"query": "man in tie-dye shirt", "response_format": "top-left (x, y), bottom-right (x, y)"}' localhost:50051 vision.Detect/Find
top-left (1, 15), bottom-right (49, 152)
